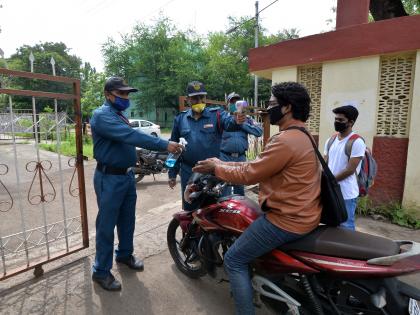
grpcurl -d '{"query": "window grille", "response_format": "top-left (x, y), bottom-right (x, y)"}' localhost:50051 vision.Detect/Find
top-left (376, 54), bottom-right (415, 137)
top-left (298, 65), bottom-right (322, 134)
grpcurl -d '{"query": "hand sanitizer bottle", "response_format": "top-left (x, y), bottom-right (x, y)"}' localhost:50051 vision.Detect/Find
top-left (165, 137), bottom-right (188, 168)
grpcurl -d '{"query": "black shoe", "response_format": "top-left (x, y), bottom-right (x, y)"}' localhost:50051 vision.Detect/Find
top-left (116, 255), bottom-right (144, 271)
top-left (92, 273), bottom-right (122, 291)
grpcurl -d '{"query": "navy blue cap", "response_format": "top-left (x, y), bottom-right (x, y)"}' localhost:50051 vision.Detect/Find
top-left (104, 76), bottom-right (138, 93)
top-left (186, 81), bottom-right (207, 97)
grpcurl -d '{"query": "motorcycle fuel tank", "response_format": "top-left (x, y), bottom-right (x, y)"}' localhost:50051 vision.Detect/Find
top-left (194, 195), bottom-right (263, 233)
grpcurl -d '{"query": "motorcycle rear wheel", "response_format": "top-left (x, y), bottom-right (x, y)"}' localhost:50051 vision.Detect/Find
top-left (167, 218), bottom-right (207, 279)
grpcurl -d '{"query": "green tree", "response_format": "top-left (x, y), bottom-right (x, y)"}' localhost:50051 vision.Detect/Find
top-left (203, 16), bottom-right (299, 104)
top-left (102, 15), bottom-right (300, 117)
top-left (81, 72), bottom-right (106, 120)
top-left (103, 17), bottom-right (206, 114)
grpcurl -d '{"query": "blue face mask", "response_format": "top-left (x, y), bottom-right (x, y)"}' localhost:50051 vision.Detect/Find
top-left (111, 95), bottom-right (130, 111)
top-left (228, 103), bottom-right (236, 113)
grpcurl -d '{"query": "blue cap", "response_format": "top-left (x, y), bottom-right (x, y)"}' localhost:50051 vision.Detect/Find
top-left (186, 81), bottom-right (207, 97)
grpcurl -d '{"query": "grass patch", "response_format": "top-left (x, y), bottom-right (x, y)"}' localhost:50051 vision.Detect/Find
top-left (40, 134), bottom-right (93, 159)
top-left (357, 197), bottom-right (420, 229)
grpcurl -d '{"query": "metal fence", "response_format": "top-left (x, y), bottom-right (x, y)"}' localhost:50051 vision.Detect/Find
top-left (0, 59), bottom-right (88, 280)
top-left (0, 111), bottom-right (70, 141)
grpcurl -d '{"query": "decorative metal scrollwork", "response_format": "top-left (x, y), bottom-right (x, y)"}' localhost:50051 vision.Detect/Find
top-left (68, 158), bottom-right (79, 197)
top-left (26, 160), bottom-right (56, 205)
top-left (0, 164), bottom-right (13, 212)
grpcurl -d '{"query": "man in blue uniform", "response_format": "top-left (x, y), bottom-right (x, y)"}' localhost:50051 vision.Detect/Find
top-left (221, 92), bottom-right (263, 196)
top-left (90, 77), bottom-right (183, 291)
top-left (168, 81), bottom-right (246, 210)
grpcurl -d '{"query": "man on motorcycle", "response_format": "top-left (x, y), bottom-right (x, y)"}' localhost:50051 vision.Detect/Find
top-left (193, 82), bottom-right (322, 315)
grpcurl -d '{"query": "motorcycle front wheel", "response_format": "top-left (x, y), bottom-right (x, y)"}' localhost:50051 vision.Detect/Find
top-left (134, 160), bottom-right (145, 182)
top-left (167, 218), bottom-right (207, 279)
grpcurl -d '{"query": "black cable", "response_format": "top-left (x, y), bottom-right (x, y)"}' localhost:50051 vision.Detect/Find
top-left (301, 275), bottom-right (325, 315)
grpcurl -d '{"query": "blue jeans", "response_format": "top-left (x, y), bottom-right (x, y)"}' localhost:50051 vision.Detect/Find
top-left (92, 169), bottom-right (137, 278)
top-left (341, 198), bottom-right (358, 230)
top-left (224, 215), bottom-right (304, 315)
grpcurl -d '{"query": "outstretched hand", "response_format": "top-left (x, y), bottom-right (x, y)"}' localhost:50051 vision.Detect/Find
top-left (234, 112), bottom-right (247, 124)
top-left (167, 141), bottom-right (184, 154)
top-left (192, 158), bottom-right (220, 174)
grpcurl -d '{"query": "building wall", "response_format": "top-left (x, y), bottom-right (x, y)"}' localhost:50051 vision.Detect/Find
top-left (270, 67), bottom-right (297, 136)
top-left (266, 54), bottom-right (420, 207)
top-left (318, 56), bottom-right (380, 150)
top-left (403, 50), bottom-right (420, 208)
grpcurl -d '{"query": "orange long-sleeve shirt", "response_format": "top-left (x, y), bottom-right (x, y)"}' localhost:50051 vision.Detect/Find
top-left (215, 120), bottom-right (322, 234)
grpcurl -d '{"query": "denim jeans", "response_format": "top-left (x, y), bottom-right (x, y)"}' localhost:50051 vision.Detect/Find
top-left (224, 215), bottom-right (304, 315)
top-left (341, 198), bottom-right (358, 231)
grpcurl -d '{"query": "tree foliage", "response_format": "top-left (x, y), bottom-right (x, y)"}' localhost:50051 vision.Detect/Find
top-left (103, 16), bottom-right (297, 114)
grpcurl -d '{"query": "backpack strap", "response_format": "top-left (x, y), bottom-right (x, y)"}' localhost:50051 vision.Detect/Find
top-left (325, 133), bottom-right (338, 161)
top-left (344, 134), bottom-right (364, 159)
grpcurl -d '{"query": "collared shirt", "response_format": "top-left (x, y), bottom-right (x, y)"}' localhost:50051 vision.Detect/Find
top-left (168, 107), bottom-right (239, 178)
top-left (90, 101), bottom-right (168, 168)
top-left (220, 115), bottom-right (263, 154)
top-left (214, 119), bottom-right (322, 234)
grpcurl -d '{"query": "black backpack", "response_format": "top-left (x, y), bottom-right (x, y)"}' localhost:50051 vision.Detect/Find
top-left (286, 127), bottom-right (348, 227)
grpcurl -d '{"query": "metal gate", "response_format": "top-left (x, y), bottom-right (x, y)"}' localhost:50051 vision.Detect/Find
top-left (0, 66), bottom-right (88, 280)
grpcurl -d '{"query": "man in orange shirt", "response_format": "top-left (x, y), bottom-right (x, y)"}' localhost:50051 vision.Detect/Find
top-left (193, 82), bottom-right (322, 315)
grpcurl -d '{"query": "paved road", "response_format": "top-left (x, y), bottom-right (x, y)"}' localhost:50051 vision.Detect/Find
top-left (0, 142), bottom-right (181, 275)
top-left (0, 142), bottom-right (419, 315)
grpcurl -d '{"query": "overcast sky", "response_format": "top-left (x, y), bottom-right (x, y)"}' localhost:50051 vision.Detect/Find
top-left (0, 0), bottom-right (336, 72)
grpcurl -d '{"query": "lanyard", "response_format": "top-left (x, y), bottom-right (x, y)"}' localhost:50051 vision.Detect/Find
top-left (116, 112), bottom-right (131, 126)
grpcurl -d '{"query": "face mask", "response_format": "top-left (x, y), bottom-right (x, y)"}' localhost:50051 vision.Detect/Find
top-left (334, 121), bottom-right (348, 133)
top-left (267, 105), bottom-right (285, 125)
top-left (191, 103), bottom-right (206, 113)
top-left (228, 103), bottom-right (236, 112)
top-left (111, 95), bottom-right (130, 111)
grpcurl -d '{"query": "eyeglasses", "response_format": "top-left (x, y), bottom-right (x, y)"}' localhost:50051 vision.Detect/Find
top-left (265, 100), bottom-right (279, 110)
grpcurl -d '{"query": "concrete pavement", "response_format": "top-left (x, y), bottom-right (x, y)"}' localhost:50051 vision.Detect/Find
top-left (0, 182), bottom-right (419, 314)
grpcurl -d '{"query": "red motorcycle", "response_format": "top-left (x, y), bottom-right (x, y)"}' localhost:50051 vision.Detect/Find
top-left (167, 173), bottom-right (420, 314)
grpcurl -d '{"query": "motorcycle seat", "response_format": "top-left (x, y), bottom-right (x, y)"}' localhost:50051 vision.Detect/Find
top-left (280, 225), bottom-right (400, 260)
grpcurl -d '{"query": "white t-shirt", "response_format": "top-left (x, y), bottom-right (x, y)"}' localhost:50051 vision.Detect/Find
top-left (324, 132), bottom-right (366, 200)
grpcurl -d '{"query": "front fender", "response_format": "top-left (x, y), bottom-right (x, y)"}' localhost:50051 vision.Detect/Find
top-left (173, 211), bottom-right (193, 233)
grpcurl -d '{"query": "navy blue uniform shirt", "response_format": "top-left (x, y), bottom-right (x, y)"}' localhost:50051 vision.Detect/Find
top-left (168, 107), bottom-right (239, 178)
top-left (90, 101), bottom-right (168, 168)
top-left (220, 116), bottom-right (262, 154)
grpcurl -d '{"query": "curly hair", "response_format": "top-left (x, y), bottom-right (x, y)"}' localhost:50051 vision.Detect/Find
top-left (271, 82), bottom-right (311, 122)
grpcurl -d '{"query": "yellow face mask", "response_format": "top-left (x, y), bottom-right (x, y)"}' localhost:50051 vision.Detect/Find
top-left (191, 103), bottom-right (206, 113)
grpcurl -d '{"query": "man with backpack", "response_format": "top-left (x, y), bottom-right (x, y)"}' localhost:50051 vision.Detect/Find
top-left (324, 103), bottom-right (367, 230)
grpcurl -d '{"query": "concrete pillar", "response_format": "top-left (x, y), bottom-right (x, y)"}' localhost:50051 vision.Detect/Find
top-left (336, 0), bottom-right (370, 29)
top-left (403, 50), bottom-right (420, 208)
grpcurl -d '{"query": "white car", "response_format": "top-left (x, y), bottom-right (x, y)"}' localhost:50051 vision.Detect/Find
top-left (129, 119), bottom-right (161, 137)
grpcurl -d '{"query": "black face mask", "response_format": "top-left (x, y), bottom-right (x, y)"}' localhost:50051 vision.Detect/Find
top-left (268, 105), bottom-right (285, 125)
top-left (334, 121), bottom-right (349, 133)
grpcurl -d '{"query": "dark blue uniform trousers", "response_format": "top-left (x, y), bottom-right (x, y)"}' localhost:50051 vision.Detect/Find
top-left (92, 169), bottom-right (136, 277)
top-left (220, 152), bottom-right (246, 196)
